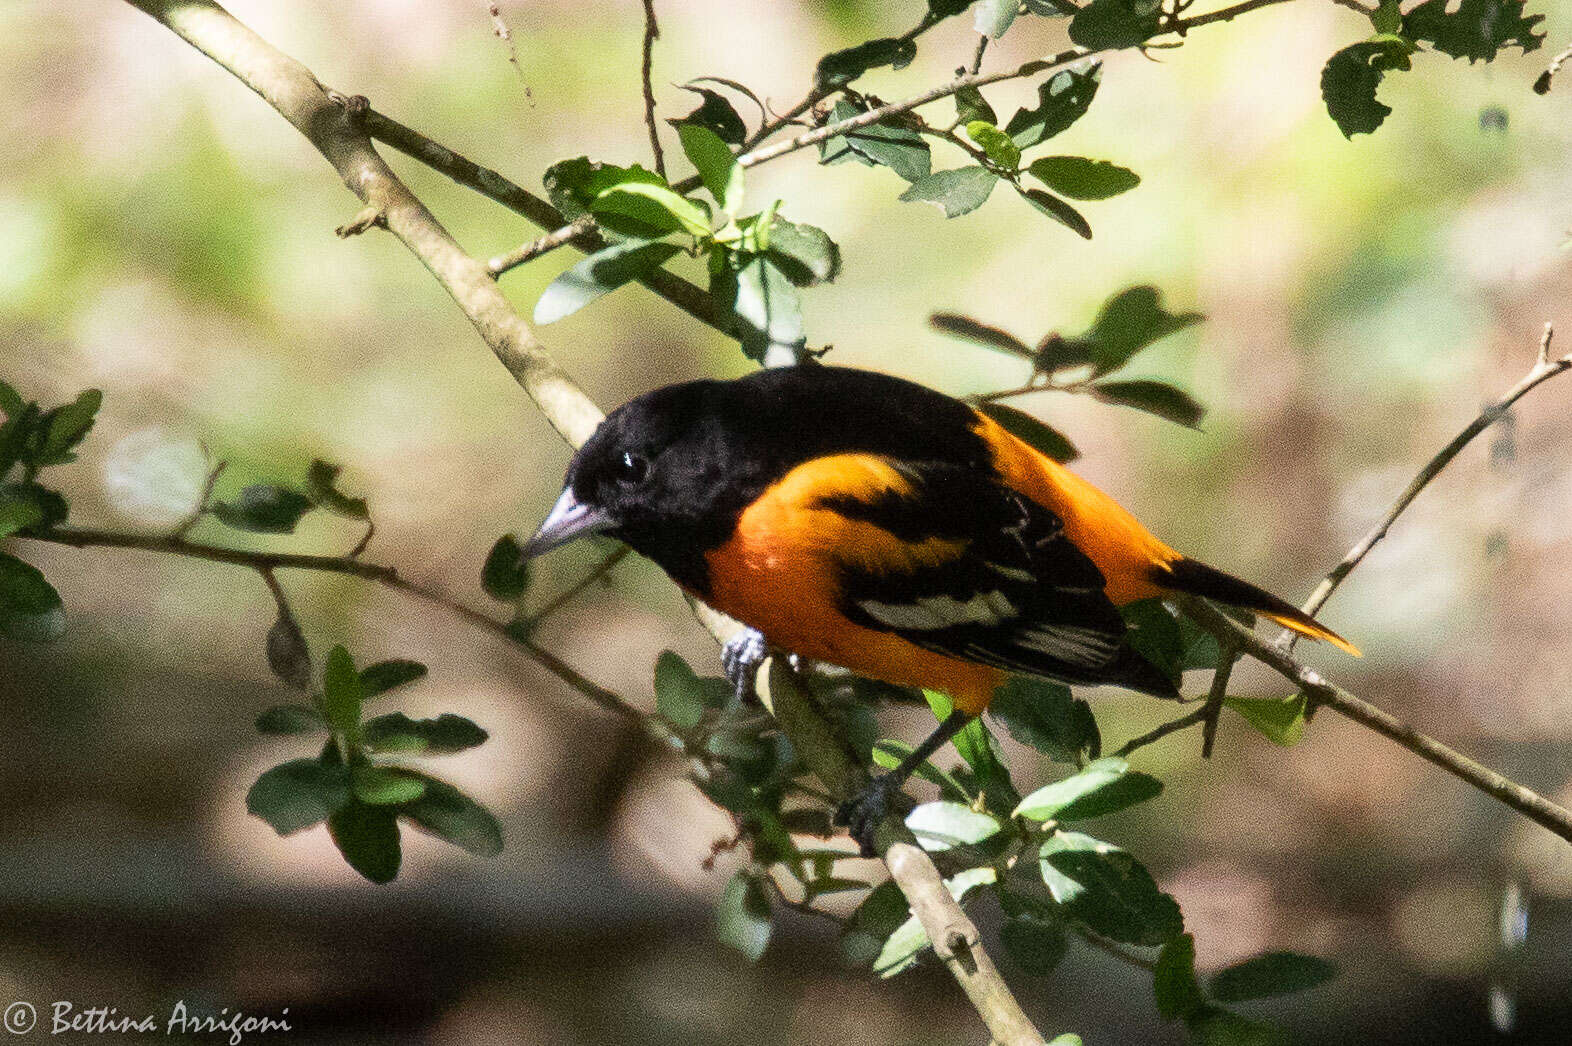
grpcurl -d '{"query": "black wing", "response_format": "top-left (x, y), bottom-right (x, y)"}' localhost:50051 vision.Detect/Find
top-left (826, 463), bottom-right (1176, 697)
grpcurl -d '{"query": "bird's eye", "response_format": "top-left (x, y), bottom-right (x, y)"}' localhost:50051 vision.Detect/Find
top-left (616, 451), bottom-right (649, 483)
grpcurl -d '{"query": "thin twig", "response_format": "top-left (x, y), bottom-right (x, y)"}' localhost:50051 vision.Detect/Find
top-left (639, 0), bottom-right (666, 179)
top-left (487, 214), bottom-right (596, 276)
top-left (171, 458), bottom-right (226, 540)
top-left (519, 544), bottom-right (631, 629)
top-left (486, 2), bottom-right (532, 99)
top-left (1292, 324), bottom-right (1570, 644)
top-left (969, 35), bottom-right (990, 76)
top-left (1534, 40), bottom-right (1572, 94)
top-left (1199, 641), bottom-right (1239, 758)
top-left (1113, 706), bottom-right (1210, 757)
top-left (1073, 925), bottom-right (1159, 971)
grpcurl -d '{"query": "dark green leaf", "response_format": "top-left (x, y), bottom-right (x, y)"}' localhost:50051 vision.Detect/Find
top-left (1155, 933), bottom-right (1206, 1021)
top-left (34, 389), bottom-right (101, 466)
top-left (363, 712), bottom-right (489, 755)
top-left (321, 644), bottom-right (363, 734)
top-left (712, 252), bottom-right (805, 362)
top-left (211, 485), bottom-right (314, 534)
top-left (1005, 64), bottom-right (1102, 148)
top-left (780, 807), bottom-right (833, 836)
top-left (1188, 1007), bottom-right (1291, 1046)
top-left (543, 158), bottom-right (665, 220)
top-left (976, 403), bottom-right (1080, 464)
top-left (1320, 37), bottom-right (1416, 138)
top-left (328, 800), bottom-right (402, 884)
top-left (965, 121), bottom-right (1021, 169)
top-left (351, 764), bottom-right (429, 805)
top-left (1119, 598), bottom-right (1186, 683)
top-left (481, 534), bottom-right (530, 601)
top-left (1028, 156), bottom-right (1140, 200)
top-left (766, 219), bottom-right (841, 286)
top-left (255, 704), bottom-right (325, 735)
top-left (246, 758), bottom-right (350, 834)
top-left (1039, 831), bottom-right (1183, 945)
top-left (898, 167), bottom-right (999, 218)
top-left (988, 676), bottom-right (1100, 762)
top-left (671, 86), bottom-right (748, 145)
top-left (1026, 0), bottom-right (1079, 12)
top-left (534, 238), bottom-right (684, 325)
top-left (677, 123), bottom-right (744, 216)
top-left (1001, 918), bottom-right (1069, 975)
top-left (1015, 757), bottom-right (1162, 821)
top-left (930, 314), bottom-right (1033, 358)
top-left (929, 0), bottom-right (976, 16)
top-left (976, 0), bottom-right (1021, 37)
top-left (815, 37), bottom-right (918, 90)
top-left (1211, 952), bottom-right (1337, 1001)
top-left (819, 101), bottom-right (877, 168)
top-left (400, 774), bottom-right (504, 856)
top-left (654, 650), bottom-right (731, 731)
top-left (0, 404), bottom-right (39, 478)
top-left (304, 460), bottom-right (368, 519)
top-left (0, 381), bottom-right (22, 418)
top-left (265, 613), bottom-right (313, 690)
top-left (842, 880), bottom-right (913, 967)
top-left (715, 871), bottom-right (773, 961)
top-left (1371, 0), bottom-right (1402, 33)
top-left (1403, 0), bottom-right (1544, 62)
top-left (1063, 286), bottom-right (1205, 376)
top-left (0, 552), bottom-right (64, 643)
top-left (591, 182), bottom-right (710, 237)
top-left (872, 739), bottom-right (972, 800)
top-left (359, 658), bottom-right (428, 698)
top-left (1019, 187), bottom-right (1093, 240)
top-left (818, 101), bottom-right (932, 181)
top-left (905, 801), bottom-right (1002, 852)
top-left (954, 85), bottom-right (997, 127)
top-left (1092, 380), bottom-right (1205, 427)
top-left (876, 867), bottom-right (997, 977)
top-left (1068, 0), bottom-right (1163, 49)
top-left (0, 494), bottom-right (43, 539)
top-left (1225, 693), bottom-right (1310, 746)
top-left (0, 484), bottom-right (67, 534)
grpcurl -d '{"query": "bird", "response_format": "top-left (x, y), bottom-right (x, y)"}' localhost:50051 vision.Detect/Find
top-left (520, 364), bottom-right (1355, 854)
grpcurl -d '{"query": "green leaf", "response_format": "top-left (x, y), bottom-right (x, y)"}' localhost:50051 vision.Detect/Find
top-left (351, 764), bottom-right (429, 805)
top-left (1068, 0), bottom-right (1163, 49)
top-left (543, 158), bottom-right (666, 219)
top-left (872, 739), bottom-right (972, 800)
top-left (591, 182), bottom-right (711, 237)
top-left (359, 658), bottom-right (428, 698)
top-left (671, 86), bottom-right (748, 145)
top-left (987, 676), bottom-right (1100, 762)
top-left (321, 644), bottom-right (364, 734)
top-left (1005, 64), bottom-right (1102, 149)
top-left (1039, 831), bottom-right (1183, 945)
top-left (905, 801), bottom-right (1002, 852)
top-left (0, 552), bottom-right (64, 643)
top-left (0, 380), bottom-right (22, 418)
top-left (534, 238), bottom-right (683, 325)
top-left (211, 485), bottom-right (314, 534)
top-left (875, 866), bottom-right (997, 977)
top-left (1048, 1037), bottom-right (1085, 1046)
top-left (715, 871), bottom-right (773, 961)
top-left (0, 484), bottom-right (66, 534)
top-left (1019, 187), bottom-right (1093, 240)
top-left (363, 712), bottom-right (488, 755)
top-left (400, 774), bottom-right (503, 856)
top-left (0, 495), bottom-right (43, 539)
top-left (842, 880), bottom-right (913, 967)
top-left (1224, 693), bottom-right (1309, 746)
top-left (654, 650), bottom-right (731, 731)
top-left (814, 37), bottom-right (918, 90)
top-left (1001, 917), bottom-right (1069, 975)
top-left (898, 167), bottom-right (999, 218)
top-left (1119, 598), bottom-right (1186, 683)
top-left (1320, 37), bottom-right (1416, 138)
top-left (255, 703), bottom-right (325, 735)
top-left (976, 403), bottom-right (1080, 464)
top-left (1210, 952), bottom-right (1337, 1001)
top-left (1015, 757), bottom-right (1163, 821)
top-left (677, 123), bottom-right (744, 217)
top-left (265, 612), bottom-right (312, 690)
top-left (304, 460), bottom-right (368, 520)
top-left (976, 0), bottom-right (1020, 37)
top-left (929, 0), bottom-right (975, 15)
top-left (328, 800), bottom-right (402, 884)
top-left (954, 85), bottom-right (997, 127)
top-left (481, 534), bottom-right (530, 601)
top-left (0, 403), bottom-right (39, 478)
top-left (926, 691), bottom-right (1018, 814)
top-left (819, 101), bottom-right (932, 182)
top-left (1403, 0), bottom-right (1544, 62)
top-left (1371, 0), bottom-right (1402, 33)
top-left (35, 389), bottom-right (102, 466)
top-left (246, 758), bottom-right (351, 835)
top-left (712, 252), bottom-right (805, 362)
top-left (930, 314), bottom-right (1033, 358)
top-left (1154, 933), bottom-right (1206, 1021)
top-left (965, 121), bottom-right (1021, 170)
top-left (1188, 1007), bottom-right (1291, 1046)
top-left (1063, 285), bottom-right (1205, 376)
top-left (1028, 156), bottom-right (1140, 200)
top-left (765, 219), bottom-right (841, 286)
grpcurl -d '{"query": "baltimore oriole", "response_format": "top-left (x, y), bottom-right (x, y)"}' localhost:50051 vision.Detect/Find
top-left (522, 365), bottom-right (1355, 853)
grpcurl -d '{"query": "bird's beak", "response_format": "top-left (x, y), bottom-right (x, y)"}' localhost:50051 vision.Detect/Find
top-left (522, 487), bottom-right (615, 558)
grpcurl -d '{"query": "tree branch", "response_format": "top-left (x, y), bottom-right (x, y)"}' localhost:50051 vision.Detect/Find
top-left (121, 4), bottom-right (1041, 1040)
top-left (639, 0), bottom-right (666, 180)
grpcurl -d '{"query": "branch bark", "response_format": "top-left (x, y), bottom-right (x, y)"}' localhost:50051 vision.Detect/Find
top-left (122, 3), bottom-right (1043, 1040)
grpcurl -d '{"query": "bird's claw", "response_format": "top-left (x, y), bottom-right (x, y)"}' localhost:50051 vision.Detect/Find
top-left (833, 775), bottom-right (910, 858)
top-left (721, 627), bottom-right (769, 704)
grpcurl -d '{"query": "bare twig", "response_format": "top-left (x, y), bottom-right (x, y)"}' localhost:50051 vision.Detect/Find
top-left (1535, 40), bottom-right (1572, 94)
top-left (486, 2), bottom-right (532, 99)
top-left (487, 214), bottom-right (596, 276)
top-left (518, 544), bottom-right (631, 629)
top-left (639, 0), bottom-right (666, 179)
top-left (969, 35), bottom-right (990, 76)
top-left (1113, 706), bottom-right (1210, 757)
top-left (171, 458), bottom-right (225, 539)
top-left (1199, 641), bottom-right (1239, 758)
top-left (1293, 324), bottom-right (1570, 643)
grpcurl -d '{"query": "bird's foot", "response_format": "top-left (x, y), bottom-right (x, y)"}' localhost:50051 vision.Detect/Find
top-left (721, 627), bottom-right (769, 704)
top-left (833, 774), bottom-right (911, 858)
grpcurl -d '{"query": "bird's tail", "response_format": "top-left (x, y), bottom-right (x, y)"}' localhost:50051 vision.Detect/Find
top-left (1153, 557), bottom-right (1361, 656)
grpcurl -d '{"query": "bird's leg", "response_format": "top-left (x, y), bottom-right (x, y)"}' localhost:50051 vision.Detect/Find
top-left (721, 627), bottom-right (770, 704)
top-left (834, 711), bottom-right (971, 857)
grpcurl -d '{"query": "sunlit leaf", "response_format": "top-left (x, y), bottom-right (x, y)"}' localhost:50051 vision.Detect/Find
top-left (1224, 693), bottom-right (1309, 746)
top-left (899, 167), bottom-right (999, 218)
top-left (715, 871), bottom-right (773, 961)
top-left (1039, 831), bottom-right (1183, 945)
top-left (1027, 156), bottom-right (1140, 200)
top-left (246, 758), bottom-right (350, 835)
top-left (1005, 64), bottom-right (1102, 148)
top-left (1014, 757), bottom-right (1162, 821)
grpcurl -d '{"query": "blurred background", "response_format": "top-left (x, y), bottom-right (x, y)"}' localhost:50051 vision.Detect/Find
top-left (3, 0), bottom-right (1572, 1042)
